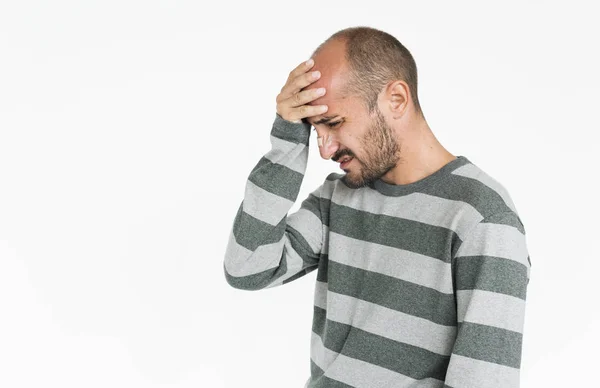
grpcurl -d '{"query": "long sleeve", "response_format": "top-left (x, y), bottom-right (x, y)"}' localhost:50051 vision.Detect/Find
top-left (223, 113), bottom-right (325, 291)
top-left (444, 211), bottom-right (532, 388)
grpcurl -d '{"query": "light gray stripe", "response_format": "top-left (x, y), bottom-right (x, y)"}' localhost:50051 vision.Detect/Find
top-left (320, 178), bottom-right (337, 200)
top-left (263, 242), bottom-right (311, 289)
top-left (339, 190), bottom-right (480, 241)
top-left (325, 289), bottom-right (456, 355)
top-left (232, 203), bottom-right (318, 259)
top-left (265, 134), bottom-right (309, 174)
top-left (326, 165), bottom-right (518, 225)
top-left (243, 179), bottom-right (293, 226)
top-left (287, 208), bottom-right (323, 256)
top-left (225, 212), bottom-right (320, 276)
top-left (240, 177), bottom-right (323, 257)
top-left (224, 230), bottom-right (317, 289)
top-left (313, 280), bottom-right (328, 310)
top-left (451, 164), bottom-right (517, 213)
top-left (311, 306), bottom-right (451, 378)
top-left (309, 331), bottom-right (339, 378)
top-left (444, 354), bottom-right (520, 388)
top-left (324, 201), bottom-right (456, 262)
top-left (324, 231), bottom-right (454, 294)
top-left (310, 331), bottom-right (444, 388)
top-left (324, 257), bottom-right (457, 326)
top-left (455, 222), bottom-right (529, 268)
top-left (320, 182), bottom-right (482, 241)
top-left (456, 289), bottom-right (526, 333)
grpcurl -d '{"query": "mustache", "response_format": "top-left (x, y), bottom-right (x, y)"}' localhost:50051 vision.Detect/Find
top-left (332, 151), bottom-right (353, 162)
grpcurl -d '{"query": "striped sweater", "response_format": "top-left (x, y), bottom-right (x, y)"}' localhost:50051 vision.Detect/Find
top-left (223, 113), bottom-right (531, 388)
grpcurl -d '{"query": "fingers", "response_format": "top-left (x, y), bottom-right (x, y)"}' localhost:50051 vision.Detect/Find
top-left (278, 66), bottom-right (321, 101)
top-left (287, 103), bottom-right (328, 124)
top-left (276, 59), bottom-right (329, 124)
top-left (289, 86), bottom-right (327, 110)
top-left (286, 58), bottom-right (315, 84)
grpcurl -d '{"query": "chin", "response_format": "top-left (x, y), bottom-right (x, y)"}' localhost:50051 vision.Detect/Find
top-left (341, 172), bottom-right (370, 189)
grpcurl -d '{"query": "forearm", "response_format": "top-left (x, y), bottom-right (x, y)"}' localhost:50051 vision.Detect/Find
top-left (223, 113), bottom-right (316, 290)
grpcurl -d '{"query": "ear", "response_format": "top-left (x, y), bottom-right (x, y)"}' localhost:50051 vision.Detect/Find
top-left (383, 80), bottom-right (410, 119)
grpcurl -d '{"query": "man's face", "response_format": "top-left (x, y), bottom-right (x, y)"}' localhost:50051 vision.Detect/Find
top-left (305, 85), bottom-right (402, 189)
top-left (335, 103), bottom-right (400, 189)
top-left (302, 42), bottom-right (401, 188)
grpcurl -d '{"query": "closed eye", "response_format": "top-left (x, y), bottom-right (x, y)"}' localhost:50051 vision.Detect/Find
top-left (311, 120), bottom-right (342, 131)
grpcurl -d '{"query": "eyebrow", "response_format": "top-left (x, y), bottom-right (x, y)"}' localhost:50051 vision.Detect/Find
top-left (309, 115), bottom-right (340, 126)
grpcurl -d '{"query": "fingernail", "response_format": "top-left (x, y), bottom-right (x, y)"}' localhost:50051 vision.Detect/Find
top-left (306, 59), bottom-right (314, 66)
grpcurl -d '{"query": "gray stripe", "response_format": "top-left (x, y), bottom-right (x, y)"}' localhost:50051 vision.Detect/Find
top-left (363, 156), bottom-right (472, 196)
top-left (248, 156), bottom-right (303, 202)
top-left (299, 193), bottom-right (322, 222)
top-left (327, 158), bottom-right (517, 222)
top-left (326, 201), bottom-right (458, 262)
top-left (324, 289), bottom-right (457, 355)
top-left (225, 218), bottom-right (314, 276)
top-left (231, 203), bottom-right (319, 262)
top-left (312, 307), bottom-right (450, 380)
top-left (223, 230), bottom-right (317, 290)
top-left (454, 255), bottom-right (529, 300)
top-left (323, 171), bottom-right (525, 235)
top-left (452, 321), bottom-right (523, 368)
top-left (320, 185), bottom-right (481, 241)
top-left (271, 112), bottom-right (311, 144)
top-left (309, 328), bottom-right (446, 387)
top-left (451, 163), bottom-right (518, 213)
top-left (481, 210), bottom-right (526, 234)
top-left (325, 259), bottom-right (457, 326)
top-left (429, 173), bottom-right (517, 219)
top-left (232, 205), bottom-right (285, 251)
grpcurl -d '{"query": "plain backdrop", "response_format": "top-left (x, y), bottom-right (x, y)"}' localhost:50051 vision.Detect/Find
top-left (1, 1), bottom-right (598, 387)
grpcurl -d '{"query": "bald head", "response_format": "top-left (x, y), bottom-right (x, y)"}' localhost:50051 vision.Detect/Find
top-left (304, 26), bottom-right (423, 119)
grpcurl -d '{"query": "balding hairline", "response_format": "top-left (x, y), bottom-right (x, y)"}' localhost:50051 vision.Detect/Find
top-left (310, 26), bottom-right (423, 118)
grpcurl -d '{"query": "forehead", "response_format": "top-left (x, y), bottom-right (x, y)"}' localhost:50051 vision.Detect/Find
top-left (303, 59), bottom-right (346, 100)
top-left (302, 70), bottom-right (354, 124)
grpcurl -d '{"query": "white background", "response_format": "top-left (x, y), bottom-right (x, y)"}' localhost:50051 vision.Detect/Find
top-left (1, 1), bottom-right (598, 387)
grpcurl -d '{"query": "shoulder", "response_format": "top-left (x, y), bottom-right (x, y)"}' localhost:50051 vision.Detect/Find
top-left (448, 157), bottom-right (521, 220)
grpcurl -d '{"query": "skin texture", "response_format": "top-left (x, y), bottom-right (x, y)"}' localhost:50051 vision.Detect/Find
top-left (303, 38), bottom-right (457, 189)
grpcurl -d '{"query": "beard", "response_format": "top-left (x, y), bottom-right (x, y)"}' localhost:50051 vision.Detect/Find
top-left (341, 106), bottom-right (400, 189)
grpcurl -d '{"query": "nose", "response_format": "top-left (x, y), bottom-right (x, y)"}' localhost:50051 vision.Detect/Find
top-left (315, 129), bottom-right (340, 160)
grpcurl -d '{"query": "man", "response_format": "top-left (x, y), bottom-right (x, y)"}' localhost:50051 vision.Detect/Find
top-left (223, 26), bottom-right (531, 388)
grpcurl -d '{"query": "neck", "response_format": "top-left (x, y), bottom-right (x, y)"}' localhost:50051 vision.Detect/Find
top-left (380, 116), bottom-right (456, 185)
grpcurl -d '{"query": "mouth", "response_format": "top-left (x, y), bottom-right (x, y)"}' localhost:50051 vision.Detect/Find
top-left (339, 156), bottom-right (354, 169)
